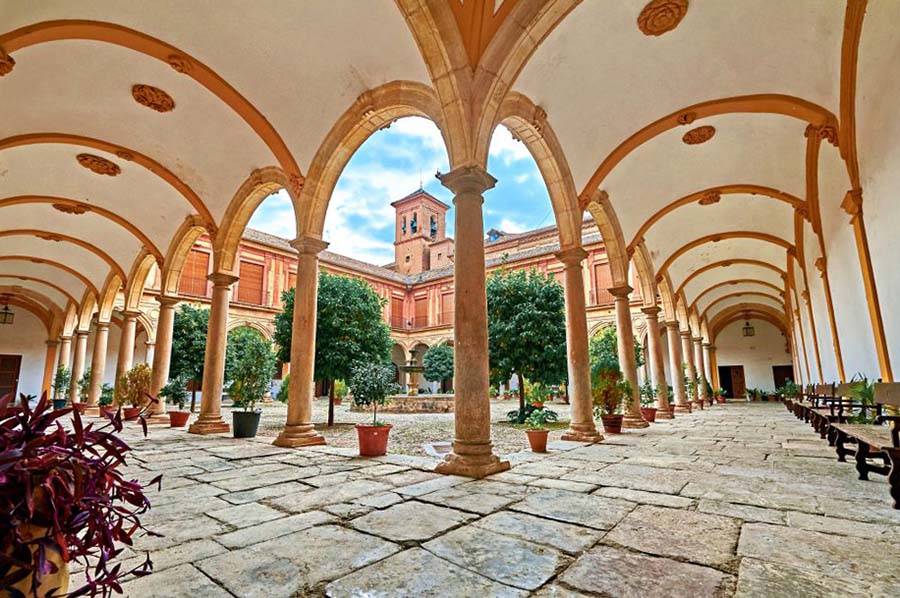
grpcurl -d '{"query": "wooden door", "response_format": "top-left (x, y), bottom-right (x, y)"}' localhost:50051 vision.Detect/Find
top-left (772, 365), bottom-right (794, 389)
top-left (0, 354), bottom-right (22, 399)
top-left (730, 366), bottom-right (746, 399)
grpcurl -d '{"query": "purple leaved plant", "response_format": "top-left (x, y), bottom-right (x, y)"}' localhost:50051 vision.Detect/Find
top-left (0, 391), bottom-right (162, 597)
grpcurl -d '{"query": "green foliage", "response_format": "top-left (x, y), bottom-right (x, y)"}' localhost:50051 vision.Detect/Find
top-left (77, 367), bottom-right (92, 401)
top-left (423, 345), bottom-right (454, 383)
top-left (226, 328), bottom-right (277, 411)
top-left (589, 328), bottom-right (625, 415)
top-left (593, 379), bottom-right (633, 417)
top-left (776, 379), bottom-right (801, 398)
top-left (159, 376), bottom-right (189, 410)
top-left (847, 373), bottom-right (876, 424)
top-left (526, 380), bottom-right (552, 406)
top-left (276, 374), bottom-right (290, 403)
top-left (275, 273), bottom-right (393, 386)
top-left (117, 364), bottom-right (153, 407)
top-left (525, 408), bottom-right (553, 430)
top-left (486, 268), bottom-right (567, 406)
top-left (52, 366), bottom-right (71, 398)
top-left (99, 383), bottom-right (115, 407)
top-left (506, 404), bottom-right (559, 423)
top-left (639, 379), bottom-right (658, 407)
top-left (349, 362), bottom-right (399, 425)
top-left (334, 379), bottom-right (349, 399)
top-left (171, 304), bottom-right (210, 386)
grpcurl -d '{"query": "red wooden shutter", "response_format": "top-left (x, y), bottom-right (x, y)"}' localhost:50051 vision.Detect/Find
top-left (178, 250), bottom-right (210, 297)
top-left (237, 261), bottom-right (265, 304)
top-left (414, 297), bottom-right (428, 328)
top-left (440, 293), bottom-right (453, 325)
top-left (593, 262), bottom-right (614, 305)
top-left (391, 297), bottom-right (404, 328)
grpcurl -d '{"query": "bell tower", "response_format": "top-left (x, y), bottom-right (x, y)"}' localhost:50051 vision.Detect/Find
top-left (391, 188), bottom-right (451, 274)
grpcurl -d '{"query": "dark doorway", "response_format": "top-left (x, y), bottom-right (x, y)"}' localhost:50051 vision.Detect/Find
top-left (718, 365), bottom-right (746, 399)
top-left (772, 365), bottom-right (795, 389)
top-left (0, 354), bottom-right (22, 399)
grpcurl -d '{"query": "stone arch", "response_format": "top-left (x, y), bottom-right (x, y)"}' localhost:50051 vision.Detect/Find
top-left (61, 302), bottom-right (79, 337)
top-left (631, 243), bottom-right (658, 308)
top-left (701, 292), bottom-right (786, 322)
top-left (584, 190), bottom-right (629, 288)
top-left (690, 280), bottom-right (785, 312)
top-left (0, 230), bottom-right (127, 282)
top-left (495, 91), bottom-right (582, 249)
top-left (226, 319), bottom-right (273, 340)
top-left (676, 260), bottom-right (787, 298)
top-left (658, 232), bottom-right (793, 279)
top-left (658, 275), bottom-right (678, 323)
top-left (96, 273), bottom-right (123, 323)
top-left (77, 291), bottom-right (97, 332)
top-left (160, 216), bottom-right (211, 297)
top-left (298, 81), bottom-right (447, 238)
top-left (215, 166), bottom-right (294, 275)
top-left (5, 297), bottom-right (53, 336)
top-left (123, 251), bottom-right (158, 311)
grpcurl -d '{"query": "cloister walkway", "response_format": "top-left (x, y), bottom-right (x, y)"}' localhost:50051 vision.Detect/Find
top-left (97, 403), bottom-right (900, 597)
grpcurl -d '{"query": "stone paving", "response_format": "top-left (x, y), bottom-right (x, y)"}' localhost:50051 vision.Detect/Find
top-left (82, 402), bottom-right (900, 597)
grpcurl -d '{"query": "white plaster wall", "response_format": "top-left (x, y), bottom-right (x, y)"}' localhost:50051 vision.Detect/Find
top-left (715, 320), bottom-right (792, 393)
top-left (0, 310), bottom-right (47, 397)
top-left (804, 226), bottom-right (840, 383)
top-left (793, 266), bottom-right (819, 384)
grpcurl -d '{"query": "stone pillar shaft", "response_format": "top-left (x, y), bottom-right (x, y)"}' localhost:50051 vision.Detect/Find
top-left (666, 322), bottom-right (690, 413)
top-left (643, 307), bottom-right (672, 419)
top-left (694, 338), bottom-right (708, 404)
top-left (273, 237), bottom-right (327, 448)
top-left (57, 336), bottom-right (72, 372)
top-left (69, 331), bottom-right (88, 404)
top-left (681, 331), bottom-right (696, 403)
top-left (435, 166), bottom-right (509, 477)
top-left (115, 311), bottom-right (140, 391)
top-left (188, 273), bottom-right (236, 435)
top-left (149, 297), bottom-right (178, 419)
top-left (612, 286), bottom-right (648, 428)
top-left (42, 340), bottom-right (59, 398)
top-left (87, 323), bottom-right (110, 407)
top-left (558, 247), bottom-right (603, 442)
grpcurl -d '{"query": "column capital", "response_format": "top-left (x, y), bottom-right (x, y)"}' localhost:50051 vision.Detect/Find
top-left (290, 235), bottom-right (329, 255)
top-left (120, 309), bottom-right (142, 321)
top-left (708, 344), bottom-right (717, 352)
top-left (692, 336), bottom-right (702, 344)
top-left (208, 272), bottom-right (240, 287)
top-left (437, 165), bottom-right (496, 196)
top-left (680, 330), bottom-right (692, 340)
top-left (46, 339), bottom-right (59, 347)
top-left (145, 341), bottom-right (156, 348)
top-left (554, 246), bottom-right (588, 267)
top-left (608, 285), bottom-right (633, 299)
top-left (95, 321), bottom-right (110, 332)
top-left (58, 334), bottom-right (72, 342)
top-left (156, 294), bottom-right (180, 307)
top-left (663, 320), bottom-right (679, 330)
top-left (75, 329), bottom-right (89, 338)
top-left (702, 341), bottom-right (711, 348)
top-left (641, 306), bottom-right (662, 317)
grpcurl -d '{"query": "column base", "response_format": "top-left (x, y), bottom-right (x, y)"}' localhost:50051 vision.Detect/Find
top-left (273, 424), bottom-right (326, 448)
top-left (622, 414), bottom-right (650, 429)
top-left (561, 426), bottom-right (605, 443)
top-left (145, 413), bottom-right (171, 426)
top-left (188, 415), bottom-right (230, 435)
top-left (655, 408), bottom-right (674, 420)
top-left (673, 404), bottom-right (691, 414)
top-left (83, 406), bottom-right (100, 417)
top-left (435, 452), bottom-right (510, 478)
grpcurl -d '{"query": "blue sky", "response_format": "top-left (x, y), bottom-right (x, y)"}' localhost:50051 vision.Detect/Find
top-left (248, 117), bottom-right (554, 265)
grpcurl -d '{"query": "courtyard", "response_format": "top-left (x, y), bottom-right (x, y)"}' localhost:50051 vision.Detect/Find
top-left (82, 402), bottom-right (900, 597)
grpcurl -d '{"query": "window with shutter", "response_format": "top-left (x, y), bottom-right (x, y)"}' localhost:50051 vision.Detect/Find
top-left (390, 297), bottom-right (405, 328)
top-left (414, 297), bottom-right (428, 328)
top-left (593, 262), bottom-right (614, 305)
top-left (237, 261), bottom-right (265, 304)
top-left (178, 249), bottom-right (210, 297)
top-left (440, 293), bottom-right (453, 325)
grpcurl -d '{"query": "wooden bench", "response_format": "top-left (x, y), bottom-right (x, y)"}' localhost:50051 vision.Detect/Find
top-left (830, 382), bottom-right (900, 509)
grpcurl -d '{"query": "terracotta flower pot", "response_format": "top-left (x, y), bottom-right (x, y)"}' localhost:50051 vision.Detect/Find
top-left (601, 414), bottom-right (623, 434)
top-left (530, 401), bottom-right (544, 409)
top-left (333, 398), bottom-right (343, 405)
top-left (526, 429), bottom-right (549, 452)
top-left (122, 407), bottom-right (141, 421)
top-left (72, 402), bottom-right (88, 414)
top-left (356, 423), bottom-right (392, 456)
top-left (716, 396), bottom-right (726, 404)
top-left (100, 406), bottom-right (117, 419)
top-left (169, 411), bottom-right (190, 427)
top-left (640, 407), bottom-right (657, 423)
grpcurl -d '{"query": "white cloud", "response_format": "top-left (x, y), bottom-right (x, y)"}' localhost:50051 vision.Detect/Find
top-left (489, 125), bottom-right (531, 166)
top-left (498, 218), bottom-right (528, 234)
top-left (247, 190), bottom-right (297, 239)
top-left (389, 117), bottom-right (447, 152)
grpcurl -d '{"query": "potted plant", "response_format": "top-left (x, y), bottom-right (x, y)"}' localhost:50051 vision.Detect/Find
top-left (332, 379), bottom-right (348, 405)
top-left (527, 380), bottom-right (551, 409)
top-left (349, 362), bottom-right (399, 456)
top-left (639, 379), bottom-right (658, 422)
top-left (714, 388), bottom-right (727, 404)
top-left (117, 364), bottom-right (152, 421)
top-left (0, 392), bottom-right (159, 597)
top-left (776, 379), bottom-right (800, 402)
top-left (52, 366), bottom-right (71, 410)
top-left (524, 408), bottom-right (552, 452)
top-left (96, 383), bottom-right (115, 418)
top-left (227, 334), bottom-right (276, 439)
top-left (160, 376), bottom-right (191, 427)
top-left (75, 366), bottom-right (92, 410)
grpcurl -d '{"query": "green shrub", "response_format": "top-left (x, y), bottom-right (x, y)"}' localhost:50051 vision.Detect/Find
top-left (349, 363), bottom-right (399, 426)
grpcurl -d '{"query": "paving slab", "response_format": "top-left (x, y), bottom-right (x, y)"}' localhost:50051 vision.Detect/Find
top-left (207, 502), bottom-right (285, 528)
top-left (120, 563), bottom-right (232, 598)
top-left (472, 510), bottom-right (603, 555)
top-left (214, 510), bottom-right (335, 548)
top-left (603, 505), bottom-right (740, 571)
top-left (734, 557), bottom-right (876, 598)
top-left (559, 545), bottom-right (735, 598)
top-left (351, 501), bottom-right (476, 542)
top-left (510, 488), bottom-right (634, 529)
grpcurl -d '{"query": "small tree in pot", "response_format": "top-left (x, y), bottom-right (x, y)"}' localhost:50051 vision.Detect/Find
top-left (76, 366), bottom-right (92, 407)
top-left (226, 331), bottom-right (276, 439)
top-left (349, 362), bottom-right (399, 456)
top-left (524, 407), bottom-right (552, 452)
top-left (52, 366), bottom-right (71, 409)
top-left (116, 364), bottom-right (152, 421)
top-left (160, 376), bottom-right (191, 427)
top-left (639, 379), bottom-right (658, 422)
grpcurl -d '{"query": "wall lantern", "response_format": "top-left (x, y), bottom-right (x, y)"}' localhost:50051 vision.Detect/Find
top-left (0, 304), bottom-right (14, 325)
top-left (742, 320), bottom-right (755, 337)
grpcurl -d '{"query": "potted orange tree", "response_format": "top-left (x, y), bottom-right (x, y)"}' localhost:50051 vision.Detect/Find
top-left (226, 331), bottom-right (276, 439)
top-left (349, 362), bottom-right (398, 457)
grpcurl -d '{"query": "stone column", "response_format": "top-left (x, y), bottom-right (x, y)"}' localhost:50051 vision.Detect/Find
top-left (69, 330), bottom-right (88, 404)
top-left (642, 307), bottom-right (672, 419)
top-left (149, 296), bottom-right (178, 420)
top-left (42, 340), bottom-right (59, 398)
top-left (666, 322), bottom-right (690, 413)
top-left (57, 335), bottom-right (72, 372)
top-left (702, 342), bottom-right (714, 402)
top-left (708, 344), bottom-right (719, 390)
top-left (435, 165), bottom-right (510, 477)
top-left (87, 322), bottom-right (110, 408)
top-left (114, 310), bottom-right (140, 391)
top-left (611, 285), bottom-right (648, 428)
top-left (680, 331), bottom-right (696, 405)
top-left (273, 237), bottom-right (327, 447)
top-left (694, 338), bottom-right (709, 405)
top-left (188, 273), bottom-right (236, 435)
top-left (557, 247), bottom-right (603, 443)
top-left (144, 342), bottom-right (155, 366)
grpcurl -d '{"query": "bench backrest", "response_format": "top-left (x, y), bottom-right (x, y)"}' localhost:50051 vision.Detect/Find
top-left (873, 382), bottom-right (900, 408)
top-left (814, 383), bottom-right (834, 397)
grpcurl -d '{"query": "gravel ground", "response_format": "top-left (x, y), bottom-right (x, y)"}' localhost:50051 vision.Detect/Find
top-left (247, 397), bottom-right (573, 457)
